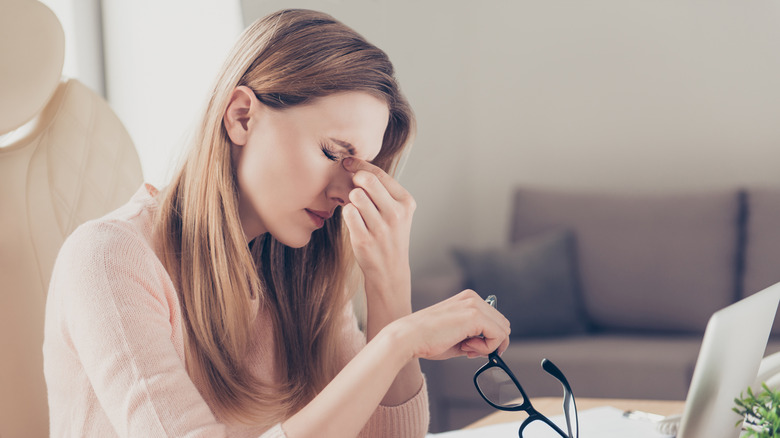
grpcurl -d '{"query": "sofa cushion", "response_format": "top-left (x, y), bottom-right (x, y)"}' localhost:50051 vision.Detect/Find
top-left (453, 230), bottom-right (589, 337)
top-left (510, 188), bottom-right (741, 333)
top-left (742, 188), bottom-right (780, 335)
top-left (427, 334), bottom-right (703, 402)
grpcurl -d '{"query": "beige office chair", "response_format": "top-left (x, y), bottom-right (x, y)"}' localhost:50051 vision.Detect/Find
top-left (0, 1), bottom-right (143, 436)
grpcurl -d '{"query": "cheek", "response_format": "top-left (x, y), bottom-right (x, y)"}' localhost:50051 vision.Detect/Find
top-left (237, 147), bottom-right (271, 193)
top-left (236, 132), bottom-right (333, 207)
top-left (262, 150), bottom-right (333, 202)
top-left (286, 159), bottom-right (331, 193)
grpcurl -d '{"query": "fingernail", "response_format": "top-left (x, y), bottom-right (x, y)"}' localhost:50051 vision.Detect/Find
top-left (342, 157), bottom-right (354, 168)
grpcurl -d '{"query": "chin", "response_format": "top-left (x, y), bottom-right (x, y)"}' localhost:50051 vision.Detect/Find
top-left (273, 231), bottom-right (313, 249)
top-left (286, 239), bottom-right (310, 249)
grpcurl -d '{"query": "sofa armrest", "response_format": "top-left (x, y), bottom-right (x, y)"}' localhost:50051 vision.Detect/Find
top-left (411, 269), bottom-right (464, 312)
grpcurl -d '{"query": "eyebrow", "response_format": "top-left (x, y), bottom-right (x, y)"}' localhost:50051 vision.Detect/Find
top-left (330, 138), bottom-right (356, 156)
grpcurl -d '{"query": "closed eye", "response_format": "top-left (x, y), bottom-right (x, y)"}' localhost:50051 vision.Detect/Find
top-left (320, 142), bottom-right (341, 162)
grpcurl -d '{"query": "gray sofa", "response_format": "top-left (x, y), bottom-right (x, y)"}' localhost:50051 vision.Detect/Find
top-left (413, 187), bottom-right (780, 432)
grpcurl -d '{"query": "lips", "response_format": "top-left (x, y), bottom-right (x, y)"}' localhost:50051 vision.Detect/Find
top-left (305, 209), bottom-right (331, 228)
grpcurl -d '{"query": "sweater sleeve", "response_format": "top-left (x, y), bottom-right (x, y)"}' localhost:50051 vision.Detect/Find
top-left (359, 377), bottom-right (430, 438)
top-left (338, 301), bottom-right (431, 437)
top-left (50, 221), bottom-right (285, 438)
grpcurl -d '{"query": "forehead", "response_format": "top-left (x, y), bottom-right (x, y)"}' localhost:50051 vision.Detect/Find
top-left (292, 91), bottom-right (389, 161)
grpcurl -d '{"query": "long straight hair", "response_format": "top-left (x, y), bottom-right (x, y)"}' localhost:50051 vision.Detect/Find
top-left (155, 9), bottom-right (414, 424)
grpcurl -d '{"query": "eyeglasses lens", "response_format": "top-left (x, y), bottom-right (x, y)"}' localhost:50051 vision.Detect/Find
top-left (476, 367), bottom-right (525, 408)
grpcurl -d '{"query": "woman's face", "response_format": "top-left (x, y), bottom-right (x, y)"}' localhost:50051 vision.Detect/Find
top-left (229, 90), bottom-right (389, 247)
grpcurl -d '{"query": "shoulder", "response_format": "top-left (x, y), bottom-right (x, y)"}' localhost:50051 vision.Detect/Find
top-left (56, 183), bottom-right (161, 276)
top-left (50, 189), bottom-right (175, 315)
top-left (58, 212), bottom-right (153, 276)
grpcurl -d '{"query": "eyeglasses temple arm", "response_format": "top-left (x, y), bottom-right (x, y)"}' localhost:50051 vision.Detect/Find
top-left (541, 359), bottom-right (579, 438)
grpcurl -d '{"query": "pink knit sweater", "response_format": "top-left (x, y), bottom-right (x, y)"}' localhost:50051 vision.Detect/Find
top-left (43, 184), bottom-right (429, 437)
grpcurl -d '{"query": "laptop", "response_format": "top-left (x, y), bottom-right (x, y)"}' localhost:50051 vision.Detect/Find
top-left (676, 281), bottom-right (780, 438)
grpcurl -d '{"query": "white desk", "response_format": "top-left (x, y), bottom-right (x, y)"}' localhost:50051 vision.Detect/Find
top-left (465, 397), bottom-right (685, 429)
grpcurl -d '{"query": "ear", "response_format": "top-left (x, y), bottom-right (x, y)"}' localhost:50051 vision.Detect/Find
top-left (223, 86), bottom-right (258, 146)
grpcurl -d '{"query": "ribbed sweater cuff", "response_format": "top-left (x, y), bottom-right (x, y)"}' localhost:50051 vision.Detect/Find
top-left (362, 375), bottom-right (430, 437)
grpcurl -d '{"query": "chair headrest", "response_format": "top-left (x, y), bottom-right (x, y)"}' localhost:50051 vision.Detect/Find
top-left (0, 0), bottom-right (65, 135)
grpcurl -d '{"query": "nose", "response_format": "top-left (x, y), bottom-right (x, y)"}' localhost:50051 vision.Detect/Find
top-left (325, 166), bottom-right (354, 206)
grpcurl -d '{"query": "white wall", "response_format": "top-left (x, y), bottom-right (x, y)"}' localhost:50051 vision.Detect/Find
top-left (242, 0), bottom-right (780, 276)
top-left (101, 0), bottom-right (244, 187)
top-left (465, 0), bottom-right (780, 250)
top-left (42, 0), bottom-right (780, 275)
top-left (40, 0), bottom-right (105, 96)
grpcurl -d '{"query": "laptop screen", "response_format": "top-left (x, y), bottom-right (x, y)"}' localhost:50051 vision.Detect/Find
top-left (677, 282), bottom-right (780, 438)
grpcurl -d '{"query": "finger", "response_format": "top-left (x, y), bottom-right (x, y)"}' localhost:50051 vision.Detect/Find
top-left (348, 188), bottom-right (385, 232)
top-left (461, 337), bottom-right (484, 352)
top-left (463, 334), bottom-right (504, 356)
top-left (484, 334), bottom-right (507, 355)
top-left (458, 340), bottom-right (482, 359)
top-left (351, 170), bottom-right (397, 213)
top-left (460, 342), bottom-right (474, 352)
top-left (342, 203), bottom-right (369, 239)
top-left (455, 290), bottom-right (512, 338)
top-left (497, 336), bottom-right (511, 356)
top-left (342, 157), bottom-right (411, 202)
top-left (490, 307), bottom-right (512, 337)
top-left (461, 323), bottom-right (506, 357)
top-left (466, 291), bottom-right (511, 336)
top-left (464, 295), bottom-right (511, 353)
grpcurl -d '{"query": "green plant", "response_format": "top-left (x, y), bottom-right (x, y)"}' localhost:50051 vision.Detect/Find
top-left (733, 383), bottom-right (780, 437)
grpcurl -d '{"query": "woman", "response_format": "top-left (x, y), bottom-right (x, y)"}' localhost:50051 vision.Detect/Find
top-left (43, 9), bottom-right (510, 438)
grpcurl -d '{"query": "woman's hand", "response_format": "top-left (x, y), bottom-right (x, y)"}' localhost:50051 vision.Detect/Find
top-left (393, 290), bottom-right (512, 361)
top-left (282, 290), bottom-right (509, 438)
top-left (341, 157), bottom-right (415, 302)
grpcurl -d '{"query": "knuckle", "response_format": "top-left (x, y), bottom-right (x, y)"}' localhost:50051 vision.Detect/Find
top-left (461, 289), bottom-right (479, 299)
top-left (388, 208), bottom-right (404, 223)
top-left (376, 223), bottom-right (390, 235)
top-left (466, 306), bottom-right (481, 320)
top-left (352, 171), bottom-right (367, 186)
top-left (368, 175), bottom-right (383, 191)
top-left (456, 289), bottom-right (476, 302)
top-left (351, 233), bottom-right (370, 247)
top-left (348, 188), bottom-right (365, 203)
top-left (396, 194), bottom-right (414, 213)
top-left (353, 171), bottom-right (376, 187)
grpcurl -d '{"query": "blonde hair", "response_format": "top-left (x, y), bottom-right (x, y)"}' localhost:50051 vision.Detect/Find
top-left (155, 9), bottom-right (414, 424)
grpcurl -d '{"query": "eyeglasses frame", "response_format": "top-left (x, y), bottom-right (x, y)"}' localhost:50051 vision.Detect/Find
top-left (473, 295), bottom-right (579, 438)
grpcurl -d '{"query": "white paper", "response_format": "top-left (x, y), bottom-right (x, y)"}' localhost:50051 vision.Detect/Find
top-left (426, 406), bottom-right (675, 438)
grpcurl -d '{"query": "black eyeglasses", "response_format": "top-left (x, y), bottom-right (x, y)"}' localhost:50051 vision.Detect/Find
top-left (473, 295), bottom-right (579, 438)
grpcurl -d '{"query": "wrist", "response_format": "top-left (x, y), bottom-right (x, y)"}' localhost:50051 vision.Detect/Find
top-left (376, 318), bottom-right (416, 364)
top-left (364, 292), bottom-right (412, 340)
top-left (363, 269), bottom-right (411, 296)
top-left (363, 271), bottom-right (413, 340)
top-left (364, 274), bottom-right (411, 311)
